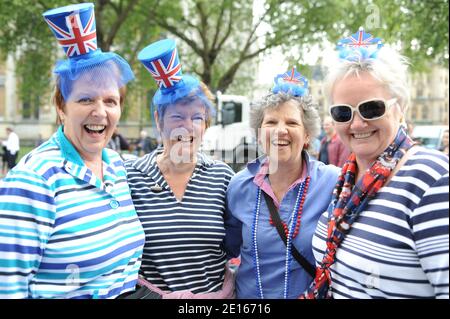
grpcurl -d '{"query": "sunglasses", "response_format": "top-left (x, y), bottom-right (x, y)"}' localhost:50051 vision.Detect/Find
top-left (329, 98), bottom-right (397, 123)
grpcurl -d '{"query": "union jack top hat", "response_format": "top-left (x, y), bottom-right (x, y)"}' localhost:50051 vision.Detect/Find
top-left (43, 3), bottom-right (134, 101)
top-left (138, 39), bottom-right (202, 107)
top-left (43, 3), bottom-right (97, 58)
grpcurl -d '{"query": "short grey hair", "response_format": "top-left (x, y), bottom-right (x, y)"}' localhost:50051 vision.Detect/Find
top-left (250, 92), bottom-right (321, 139)
top-left (324, 46), bottom-right (410, 112)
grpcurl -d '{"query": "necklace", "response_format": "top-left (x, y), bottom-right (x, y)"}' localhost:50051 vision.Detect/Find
top-left (252, 177), bottom-right (309, 299)
top-left (269, 177), bottom-right (310, 238)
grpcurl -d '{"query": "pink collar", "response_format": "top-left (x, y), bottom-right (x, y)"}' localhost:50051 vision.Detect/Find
top-left (253, 158), bottom-right (308, 208)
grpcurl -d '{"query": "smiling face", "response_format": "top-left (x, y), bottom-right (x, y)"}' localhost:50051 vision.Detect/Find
top-left (259, 100), bottom-right (309, 166)
top-left (156, 98), bottom-right (207, 163)
top-left (59, 77), bottom-right (121, 161)
top-left (331, 72), bottom-right (403, 166)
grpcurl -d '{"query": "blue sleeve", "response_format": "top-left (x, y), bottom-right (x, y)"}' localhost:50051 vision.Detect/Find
top-left (222, 182), bottom-right (242, 259)
top-left (412, 173), bottom-right (449, 299)
top-left (0, 168), bottom-right (55, 298)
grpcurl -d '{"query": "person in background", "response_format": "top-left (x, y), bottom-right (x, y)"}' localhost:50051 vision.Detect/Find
top-left (135, 129), bottom-right (156, 156)
top-left (124, 39), bottom-right (235, 298)
top-left (1, 145), bottom-right (8, 176)
top-left (224, 68), bottom-right (340, 299)
top-left (2, 127), bottom-right (20, 170)
top-left (107, 126), bottom-right (130, 154)
top-left (303, 27), bottom-right (448, 299)
top-left (0, 3), bottom-right (145, 299)
top-left (318, 116), bottom-right (350, 167)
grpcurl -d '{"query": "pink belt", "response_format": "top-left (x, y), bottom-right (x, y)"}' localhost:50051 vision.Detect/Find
top-left (137, 266), bottom-right (235, 299)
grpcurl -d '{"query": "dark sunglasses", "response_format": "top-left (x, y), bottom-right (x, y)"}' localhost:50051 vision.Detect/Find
top-left (329, 98), bottom-right (397, 123)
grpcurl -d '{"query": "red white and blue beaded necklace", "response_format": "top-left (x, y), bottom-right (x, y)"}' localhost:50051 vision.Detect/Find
top-left (251, 176), bottom-right (310, 299)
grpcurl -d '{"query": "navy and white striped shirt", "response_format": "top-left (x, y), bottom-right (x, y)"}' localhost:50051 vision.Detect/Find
top-left (0, 126), bottom-right (145, 299)
top-left (312, 148), bottom-right (449, 299)
top-left (125, 149), bottom-right (234, 293)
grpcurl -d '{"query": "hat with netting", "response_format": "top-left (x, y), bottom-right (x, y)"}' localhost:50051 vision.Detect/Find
top-left (43, 2), bottom-right (134, 101)
top-left (272, 67), bottom-right (309, 97)
top-left (138, 38), bottom-right (214, 115)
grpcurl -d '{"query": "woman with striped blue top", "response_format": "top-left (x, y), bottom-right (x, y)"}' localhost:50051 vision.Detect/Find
top-left (0, 3), bottom-right (145, 299)
top-left (302, 28), bottom-right (449, 299)
top-left (123, 39), bottom-right (235, 298)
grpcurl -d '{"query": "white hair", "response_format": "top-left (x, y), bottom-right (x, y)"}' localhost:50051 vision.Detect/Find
top-left (324, 46), bottom-right (411, 112)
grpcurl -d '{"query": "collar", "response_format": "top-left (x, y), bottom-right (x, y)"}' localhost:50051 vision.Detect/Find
top-left (55, 125), bottom-right (115, 192)
top-left (251, 151), bottom-right (310, 208)
top-left (56, 125), bottom-right (111, 166)
top-left (131, 147), bottom-right (215, 190)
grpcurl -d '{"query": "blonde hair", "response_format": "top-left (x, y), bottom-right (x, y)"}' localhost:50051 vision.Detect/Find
top-left (324, 46), bottom-right (411, 113)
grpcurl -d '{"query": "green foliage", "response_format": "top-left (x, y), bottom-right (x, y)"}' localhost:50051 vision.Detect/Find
top-left (0, 0), bottom-right (447, 111)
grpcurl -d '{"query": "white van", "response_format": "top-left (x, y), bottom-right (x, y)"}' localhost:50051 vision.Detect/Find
top-left (412, 125), bottom-right (448, 149)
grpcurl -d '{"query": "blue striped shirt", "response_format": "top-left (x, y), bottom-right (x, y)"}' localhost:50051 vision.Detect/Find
top-left (0, 126), bottom-right (145, 299)
top-left (124, 149), bottom-right (234, 293)
top-left (312, 148), bottom-right (449, 299)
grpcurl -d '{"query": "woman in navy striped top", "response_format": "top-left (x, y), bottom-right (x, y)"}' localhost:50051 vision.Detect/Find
top-left (0, 3), bottom-right (145, 299)
top-left (305, 28), bottom-right (449, 299)
top-left (124, 39), bottom-right (235, 298)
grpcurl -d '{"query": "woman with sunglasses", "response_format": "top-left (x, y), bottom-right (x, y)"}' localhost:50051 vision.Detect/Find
top-left (302, 28), bottom-right (449, 299)
top-left (224, 68), bottom-right (340, 299)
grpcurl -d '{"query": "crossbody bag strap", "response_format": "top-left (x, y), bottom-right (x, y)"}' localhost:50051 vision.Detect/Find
top-left (262, 192), bottom-right (316, 278)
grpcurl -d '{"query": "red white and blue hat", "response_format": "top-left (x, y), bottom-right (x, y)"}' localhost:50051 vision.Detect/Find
top-left (336, 27), bottom-right (384, 61)
top-left (43, 3), bottom-right (134, 101)
top-left (272, 67), bottom-right (309, 97)
top-left (138, 39), bottom-right (202, 107)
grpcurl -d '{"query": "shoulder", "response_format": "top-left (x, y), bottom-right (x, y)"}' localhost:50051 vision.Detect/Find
top-left (104, 148), bottom-right (123, 164)
top-left (198, 153), bottom-right (235, 179)
top-left (309, 158), bottom-right (340, 179)
top-left (124, 152), bottom-right (153, 174)
top-left (402, 147), bottom-right (448, 177)
top-left (14, 138), bottom-right (64, 178)
top-left (227, 164), bottom-right (254, 193)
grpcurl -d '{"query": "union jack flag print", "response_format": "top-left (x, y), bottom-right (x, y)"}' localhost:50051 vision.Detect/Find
top-left (143, 49), bottom-right (182, 89)
top-left (44, 9), bottom-right (97, 57)
top-left (281, 67), bottom-right (308, 87)
top-left (338, 27), bottom-right (382, 49)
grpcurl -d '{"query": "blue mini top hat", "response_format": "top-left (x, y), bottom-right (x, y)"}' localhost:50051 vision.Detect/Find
top-left (43, 3), bottom-right (134, 101)
top-left (272, 67), bottom-right (309, 97)
top-left (336, 27), bottom-right (383, 61)
top-left (138, 39), bottom-right (202, 107)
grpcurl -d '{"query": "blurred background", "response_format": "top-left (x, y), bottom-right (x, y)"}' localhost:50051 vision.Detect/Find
top-left (0, 0), bottom-right (448, 168)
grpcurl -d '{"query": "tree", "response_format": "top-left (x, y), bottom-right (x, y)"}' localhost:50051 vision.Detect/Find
top-left (0, 0), bottom-right (448, 109)
top-left (333, 0), bottom-right (449, 71)
top-left (150, 0), bottom-right (353, 92)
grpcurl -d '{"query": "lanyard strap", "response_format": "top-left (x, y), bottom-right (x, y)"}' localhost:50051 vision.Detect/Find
top-left (262, 192), bottom-right (316, 278)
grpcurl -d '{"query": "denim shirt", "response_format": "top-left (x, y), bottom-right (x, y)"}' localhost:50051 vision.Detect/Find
top-left (224, 153), bottom-right (340, 299)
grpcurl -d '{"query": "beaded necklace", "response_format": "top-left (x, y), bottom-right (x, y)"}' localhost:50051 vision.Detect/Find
top-left (252, 177), bottom-right (310, 299)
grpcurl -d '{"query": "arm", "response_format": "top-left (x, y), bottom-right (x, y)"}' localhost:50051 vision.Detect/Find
top-left (0, 169), bottom-right (55, 298)
top-left (412, 173), bottom-right (449, 299)
top-left (222, 184), bottom-right (243, 259)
